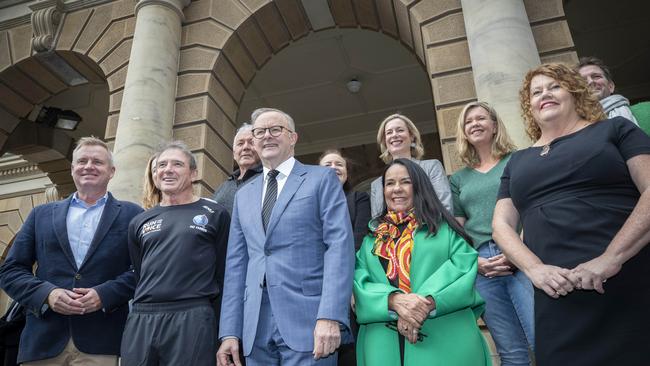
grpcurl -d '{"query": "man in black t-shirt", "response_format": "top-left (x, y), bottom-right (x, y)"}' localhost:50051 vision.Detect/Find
top-left (121, 141), bottom-right (230, 366)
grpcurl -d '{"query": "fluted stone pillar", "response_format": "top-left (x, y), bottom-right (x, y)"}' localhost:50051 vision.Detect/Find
top-left (109, 0), bottom-right (190, 202)
top-left (461, 0), bottom-right (540, 147)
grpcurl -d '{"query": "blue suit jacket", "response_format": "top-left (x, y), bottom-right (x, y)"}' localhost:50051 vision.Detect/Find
top-left (219, 160), bottom-right (355, 354)
top-left (0, 193), bottom-right (142, 363)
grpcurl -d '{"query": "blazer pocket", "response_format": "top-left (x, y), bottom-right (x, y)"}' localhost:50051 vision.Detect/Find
top-left (301, 279), bottom-right (323, 296)
top-left (292, 193), bottom-right (313, 202)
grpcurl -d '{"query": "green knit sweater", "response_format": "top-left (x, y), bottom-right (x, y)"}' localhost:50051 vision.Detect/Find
top-left (449, 154), bottom-right (511, 248)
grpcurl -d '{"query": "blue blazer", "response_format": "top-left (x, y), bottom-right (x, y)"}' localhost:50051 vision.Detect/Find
top-left (219, 160), bottom-right (355, 354)
top-left (0, 193), bottom-right (142, 363)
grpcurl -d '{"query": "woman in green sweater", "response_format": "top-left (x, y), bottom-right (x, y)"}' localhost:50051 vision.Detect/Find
top-left (450, 101), bottom-right (534, 365)
top-left (354, 158), bottom-right (491, 366)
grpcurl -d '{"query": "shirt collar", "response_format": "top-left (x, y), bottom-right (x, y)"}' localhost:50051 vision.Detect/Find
top-left (231, 163), bottom-right (263, 181)
top-left (263, 157), bottom-right (295, 180)
top-left (71, 192), bottom-right (108, 209)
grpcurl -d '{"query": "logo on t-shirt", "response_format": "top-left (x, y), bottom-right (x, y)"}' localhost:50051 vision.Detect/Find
top-left (193, 214), bottom-right (208, 226)
top-left (142, 219), bottom-right (163, 236)
top-left (190, 214), bottom-right (209, 232)
top-left (190, 214), bottom-right (209, 233)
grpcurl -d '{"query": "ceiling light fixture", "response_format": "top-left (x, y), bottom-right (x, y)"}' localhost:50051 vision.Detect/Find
top-left (346, 78), bottom-right (362, 94)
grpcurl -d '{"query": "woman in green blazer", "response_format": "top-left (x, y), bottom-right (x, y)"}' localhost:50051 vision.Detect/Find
top-left (354, 159), bottom-right (491, 366)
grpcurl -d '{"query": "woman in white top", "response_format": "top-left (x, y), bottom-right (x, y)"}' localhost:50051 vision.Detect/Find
top-left (370, 113), bottom-right (452, 217)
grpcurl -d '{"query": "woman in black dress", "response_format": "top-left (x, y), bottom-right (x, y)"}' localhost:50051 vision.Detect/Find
top-left (319, 149), bottom-right (371, 366)
top-left (492, 63), bottom-right (650, 366)
top-left (319, 149), bottom-right (371, 251)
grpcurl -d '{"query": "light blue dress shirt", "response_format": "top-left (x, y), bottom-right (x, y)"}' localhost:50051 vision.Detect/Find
top-left (66, 193), bottom-right (108, 269)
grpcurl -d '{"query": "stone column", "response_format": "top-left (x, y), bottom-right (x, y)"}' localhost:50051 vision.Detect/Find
top-left (461, 0), bottom-right (540, 147)
top-left (108, 0), bottom-right (190, 203)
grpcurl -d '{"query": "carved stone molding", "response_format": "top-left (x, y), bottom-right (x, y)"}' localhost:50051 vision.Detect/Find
top-left (0, 163), bottom-right (39, 177)
top-left (44, 185), bottom-right (60, 202)
top-left (30, 0), bottom-right (63, 53)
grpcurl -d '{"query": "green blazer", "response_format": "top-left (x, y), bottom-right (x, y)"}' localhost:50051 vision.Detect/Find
top-left (354, 221), bottom-right (492, 366)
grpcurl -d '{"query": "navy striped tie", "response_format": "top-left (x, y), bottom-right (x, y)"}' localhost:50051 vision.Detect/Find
top-left (262, 169), bottom-right (279, 232)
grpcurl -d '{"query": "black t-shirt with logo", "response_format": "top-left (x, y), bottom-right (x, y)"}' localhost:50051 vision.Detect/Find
top-left (128, 198), bottom-right (230, 303)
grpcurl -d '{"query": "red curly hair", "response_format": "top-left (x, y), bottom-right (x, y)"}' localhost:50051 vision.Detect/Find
top-left (519, 63), bottom-right (606, 142)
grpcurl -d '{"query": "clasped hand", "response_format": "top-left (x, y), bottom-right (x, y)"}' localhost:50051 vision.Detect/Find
top-left (47, 287), bottom-right (103, 315)
top-left (389, 293), bottom-right (435, 344)
top-left (568, 254), bottom-right (621, 294)
top-left (529, 253), bottom-right (622, 298)
top-left (478, 254), bottom-right (513, 277)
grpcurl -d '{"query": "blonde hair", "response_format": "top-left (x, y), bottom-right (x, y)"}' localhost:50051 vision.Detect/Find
top-left (519, 63), bottom-right (606, 141)
top-left (376, 114), bottom-right (424, 163)
top-left (141, 154), bottom-right (161, 209)
top-left (455, 102), bottom-right (516, 167)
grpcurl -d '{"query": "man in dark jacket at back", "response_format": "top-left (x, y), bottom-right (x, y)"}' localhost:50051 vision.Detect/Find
top-left (213, 123), bottom-right (262, 215)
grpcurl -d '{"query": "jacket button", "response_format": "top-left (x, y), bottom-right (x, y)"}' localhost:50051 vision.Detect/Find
top-left (74, 273), bottom-right (81, 280)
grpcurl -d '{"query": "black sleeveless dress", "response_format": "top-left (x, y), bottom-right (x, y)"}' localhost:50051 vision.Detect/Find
top-left (498, 117), bottom-right (650, 365)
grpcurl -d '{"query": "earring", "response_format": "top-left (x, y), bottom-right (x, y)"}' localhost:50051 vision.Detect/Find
top-left (410, 142), bottom-right (416, 148)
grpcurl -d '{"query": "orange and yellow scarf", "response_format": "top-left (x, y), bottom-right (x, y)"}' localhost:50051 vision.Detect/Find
top-left (373, 210), bottom-right (418, 293)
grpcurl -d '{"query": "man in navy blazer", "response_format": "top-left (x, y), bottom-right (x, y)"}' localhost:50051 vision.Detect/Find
top-left (0, 137), bottom-right (142, 365)
top-left (217, 108), bottom-right (354, 366)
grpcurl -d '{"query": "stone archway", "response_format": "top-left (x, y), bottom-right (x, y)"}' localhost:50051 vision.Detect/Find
top-left (0, 49), bottom-right (112, 195)
top-left (0, 0), bottom-right (130, 259)
top-left (173, 0), bottom-right (477, 196)
top-left (172, 0), bottom-right (575, 189)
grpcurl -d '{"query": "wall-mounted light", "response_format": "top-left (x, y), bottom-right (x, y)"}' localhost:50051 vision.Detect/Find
top-left (33, 106), bottom-right (82, 131)
top-left (346, 78), bottom-right (362, 93)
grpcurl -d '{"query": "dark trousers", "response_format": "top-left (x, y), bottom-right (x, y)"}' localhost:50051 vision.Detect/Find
top-left (121, 298), bottom-right (217, 366)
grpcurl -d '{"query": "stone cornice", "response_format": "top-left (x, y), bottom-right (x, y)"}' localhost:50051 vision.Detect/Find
top-left (63, 0), bottom-right (112, 12)
top-left (0, 0), bottom-right (113, 31)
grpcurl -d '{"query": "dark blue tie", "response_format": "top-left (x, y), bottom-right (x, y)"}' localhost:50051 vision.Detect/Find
top-left (262, 169), bottom-right (279, 232)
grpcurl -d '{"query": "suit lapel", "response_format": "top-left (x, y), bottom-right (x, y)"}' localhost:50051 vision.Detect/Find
top-left (79, 193), bottom-right (120, 271)
top-left (265, 161), bottom-right (306, 237)
top-left (346, 191), bottom-right (355, 219)
top-left (246, 175), bottom-right (265, 236)
top-left (52, 196), bottom-right (77, 270)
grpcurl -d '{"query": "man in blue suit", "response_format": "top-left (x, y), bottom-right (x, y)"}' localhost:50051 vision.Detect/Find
top-left (217, 108), bottom-right (354, 366)
top-left (0, 137), bottom-right (142, 365)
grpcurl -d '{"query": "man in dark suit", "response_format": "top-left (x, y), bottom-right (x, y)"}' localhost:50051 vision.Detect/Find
top-left (0, 137), bottom-right (142, 365)
top-left (217, 108), bottom-right (354, 366)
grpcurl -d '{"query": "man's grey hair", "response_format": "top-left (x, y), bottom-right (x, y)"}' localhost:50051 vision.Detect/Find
top-left (156, 140), bottom-right (197, 170)
top-left (251, 108), bottom-right (296, 131)
top-left (72, 136), bottom-right (114, 166)
top-left (233, 123), bottom-right (254, 144)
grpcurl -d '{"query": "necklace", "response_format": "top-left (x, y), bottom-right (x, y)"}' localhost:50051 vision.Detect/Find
top-left (539, 119), bottom-right (586, 157)
top-left (540, 144), bottom-right (551, 156)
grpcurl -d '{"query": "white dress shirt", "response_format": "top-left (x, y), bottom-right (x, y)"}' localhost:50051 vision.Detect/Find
top-left (261, 157), bottom-right (296, 206)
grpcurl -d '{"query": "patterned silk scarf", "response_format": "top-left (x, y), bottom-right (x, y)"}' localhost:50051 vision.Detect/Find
top-left (373, 210), bottom-right (418, 293)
